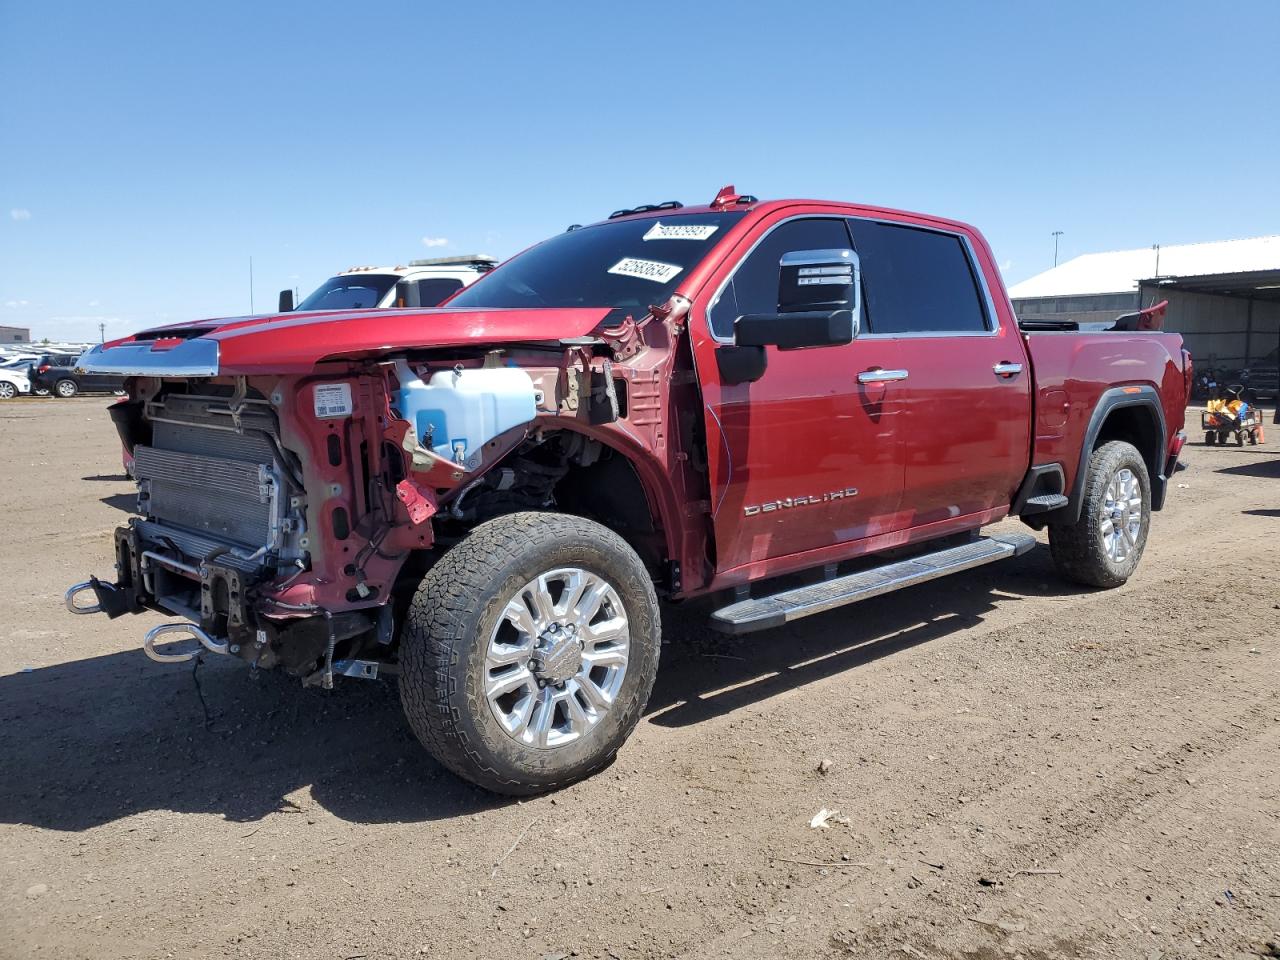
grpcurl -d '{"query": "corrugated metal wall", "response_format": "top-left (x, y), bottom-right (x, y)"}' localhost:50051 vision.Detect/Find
top-left (1138, 285), bottom-right (1280, 370)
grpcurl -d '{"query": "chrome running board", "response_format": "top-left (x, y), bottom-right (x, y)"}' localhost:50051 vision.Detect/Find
top-left (709, 532), bottom-right (1037, 635)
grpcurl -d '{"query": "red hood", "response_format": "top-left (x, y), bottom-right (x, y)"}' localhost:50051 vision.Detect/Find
top-left (82, 307), bottom-right (613, 377)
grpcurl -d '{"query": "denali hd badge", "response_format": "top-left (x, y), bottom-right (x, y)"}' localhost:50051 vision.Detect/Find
top-left (744, 486), bottom-right (859, 516)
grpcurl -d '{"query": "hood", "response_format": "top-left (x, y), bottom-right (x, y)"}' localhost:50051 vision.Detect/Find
top-left (76, 306), bottom-right (613, 377)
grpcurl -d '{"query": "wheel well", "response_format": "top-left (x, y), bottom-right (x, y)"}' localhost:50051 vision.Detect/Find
top-left (1092, 404), bottom-right (1162, 479)
top-left (431, 430), bottom-right (667, 578)
top-left (553, 447), bottom-right (665, 575)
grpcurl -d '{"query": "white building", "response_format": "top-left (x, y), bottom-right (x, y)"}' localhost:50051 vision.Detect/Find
top-left (1009, 235), bottom-right (1280, 371)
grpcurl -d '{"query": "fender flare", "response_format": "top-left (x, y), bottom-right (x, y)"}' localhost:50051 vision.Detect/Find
top-left (1060, 385), bottom-right (1168, 523)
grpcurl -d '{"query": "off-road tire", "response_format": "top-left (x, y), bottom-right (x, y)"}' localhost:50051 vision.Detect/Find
top-left (1048, 440), bottom-right (1151, 589)
top-left (54, 379), bottom-right (78, 398)
top-left (398, 511), bottom-right (661, 795)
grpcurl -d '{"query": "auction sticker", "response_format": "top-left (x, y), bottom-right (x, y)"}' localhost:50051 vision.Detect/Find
top-left (314, 382), bottom-right (353, 418)
top-left (643, 221), bottom-right (719, 241)
top-left (608, 257), bottom-right (683, 284)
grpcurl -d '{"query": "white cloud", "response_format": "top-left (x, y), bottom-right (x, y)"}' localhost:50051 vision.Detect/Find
top-left (87, 300), bottom-right (100, 307)
top-left (1000, 259), bottom-right (1015, 274)
top-left (4, 299), bottom-right (30, 308)
top-left (9, 208), bottom-right (31, 221)
top-left (421, 236), bottom-right (449, 248)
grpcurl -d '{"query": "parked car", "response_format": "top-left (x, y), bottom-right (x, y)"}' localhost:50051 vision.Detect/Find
top-left (69, 186), bottom-right (1189, 795)
top-left (0, 367), bottom-right (31, 399)
top-left (30, 353), bottom-right (126, 398)
top-left (282, 254), bottom-right (497, 312)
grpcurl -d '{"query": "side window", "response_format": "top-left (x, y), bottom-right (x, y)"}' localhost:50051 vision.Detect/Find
top-left (416, 278), bottom-right (464, 306)
top-left (708, 218), bottom-right (854, 339)
top-left (846, 220), bottom-right (989, 334)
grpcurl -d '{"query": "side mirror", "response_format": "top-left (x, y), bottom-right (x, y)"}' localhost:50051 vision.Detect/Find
top-left (277, 289), bottom-right (294, 312)
top-left (733, 248), bottom-right (860, 350)
top-left (394, 279), bottom-right (421, 309)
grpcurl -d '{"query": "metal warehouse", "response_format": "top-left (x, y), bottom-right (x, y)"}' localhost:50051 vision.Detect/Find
top-left (0, 325), bottom-right (30, 343)
top-left (1009, 236), bottom-right (1280, 374)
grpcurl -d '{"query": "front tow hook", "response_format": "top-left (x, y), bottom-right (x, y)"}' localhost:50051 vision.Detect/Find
top-left (143, 622), bottom-right (231, 664)
top-left (65, 577), bottom-right (137, 618)
top-left (65, 581), bottom-right (103, 615)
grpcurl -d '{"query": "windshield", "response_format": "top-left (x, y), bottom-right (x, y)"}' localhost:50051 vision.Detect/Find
top-left (447, 212), bottom-right (745, 312)
top-left (296, 274), bottom-right (399, 311)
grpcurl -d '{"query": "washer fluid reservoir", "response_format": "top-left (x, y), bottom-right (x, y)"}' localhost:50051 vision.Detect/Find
top-left (392, 360), bottom-right (537, 467)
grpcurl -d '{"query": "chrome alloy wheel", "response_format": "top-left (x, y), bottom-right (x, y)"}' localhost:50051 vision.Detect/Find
top-left (1100, 467), bottom-right (1143, 563)
top-left (484, 567), bottom-right (630, 748)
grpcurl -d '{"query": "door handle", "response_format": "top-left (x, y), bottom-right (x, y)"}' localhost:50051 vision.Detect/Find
top-left (858, 368), bottom-right (909, 384)
top-left (993, 362), bottom-right (1024, 378)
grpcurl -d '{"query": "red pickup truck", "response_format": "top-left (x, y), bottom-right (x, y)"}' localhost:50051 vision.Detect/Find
top-left (68, 187), bottom-right (1190, 794)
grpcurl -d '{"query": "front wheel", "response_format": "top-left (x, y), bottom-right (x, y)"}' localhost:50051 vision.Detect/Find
top-left (398, 512), bottom-right (661, 795)
top-left (54, 379), bottom-right (78, 398)
top-left (1048, 440), bottom-right (1151, 588)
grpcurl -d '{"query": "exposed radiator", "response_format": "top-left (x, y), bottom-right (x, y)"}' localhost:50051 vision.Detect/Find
top-left (132, 394), bottom-right (292, 558)
top-left (133, 445), bottom-right (276, 547)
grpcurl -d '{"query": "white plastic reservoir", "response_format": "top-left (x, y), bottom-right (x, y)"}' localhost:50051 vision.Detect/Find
top-left (392, 361), bottom-right (537, 467)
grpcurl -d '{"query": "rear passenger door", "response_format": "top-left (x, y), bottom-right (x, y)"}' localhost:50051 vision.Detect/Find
top-left (846, 219), bottom-right (1031, 526)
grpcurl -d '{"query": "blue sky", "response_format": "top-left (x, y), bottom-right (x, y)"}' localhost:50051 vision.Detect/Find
top-left (2, 0), bottom-right (1278, 343)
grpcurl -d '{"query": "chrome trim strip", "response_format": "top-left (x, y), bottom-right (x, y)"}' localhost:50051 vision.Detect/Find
top-left (76, 338), bottom-right (220, 377)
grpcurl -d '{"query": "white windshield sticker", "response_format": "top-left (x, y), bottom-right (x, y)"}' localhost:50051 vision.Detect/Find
top-left (314, 382), bottom-right (353, 419)
top-left (643, 221), bottom-right (719, 241)
top-left (608, 257), bottom-right (683, 284)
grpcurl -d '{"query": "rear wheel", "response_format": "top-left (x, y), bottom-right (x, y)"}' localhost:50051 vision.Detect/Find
top-left (54, 379), bottom-right (78, 398)
top-left (1203, 431), bottom-right (1215, 446)
top-left (1049, 440), bottom-right (1151, 589)
top-left (398, 512), bottom-right (661, 795)
top-left (0, 382), bottom-right (15, 400)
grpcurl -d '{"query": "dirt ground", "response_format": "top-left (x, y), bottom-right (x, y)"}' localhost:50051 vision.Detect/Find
top-left (1, 396), bottom-right (1277, 960)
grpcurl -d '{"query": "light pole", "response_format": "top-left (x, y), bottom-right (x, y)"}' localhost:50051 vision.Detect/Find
top-left (1052, 231), bottom-right (1064, 267)
top-left (98, 322), bottom-right (105, 343)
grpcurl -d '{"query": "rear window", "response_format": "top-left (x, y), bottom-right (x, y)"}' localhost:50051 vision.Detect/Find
top-left (847, 221), bottom-right (989, 334)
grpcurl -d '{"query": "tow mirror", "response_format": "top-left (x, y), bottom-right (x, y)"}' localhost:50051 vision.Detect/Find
top-left (394, 279), bottom-right (421, 309)
top-left (277, 289), bottom-right (294, 312)
top-left (733, 248), bottom-right (860, 350)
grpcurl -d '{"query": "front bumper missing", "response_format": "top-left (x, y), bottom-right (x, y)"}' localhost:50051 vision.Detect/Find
top-left (66, 524), bottom-right (389, 679)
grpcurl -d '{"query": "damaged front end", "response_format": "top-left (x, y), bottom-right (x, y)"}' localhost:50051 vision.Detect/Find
top-left (66, 367), bottom-right (443, 687)
top-left (67, 298), bottom-right (693, 687)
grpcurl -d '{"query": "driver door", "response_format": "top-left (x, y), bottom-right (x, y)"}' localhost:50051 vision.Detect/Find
top-left (691, 215), bottom-right (908, 578)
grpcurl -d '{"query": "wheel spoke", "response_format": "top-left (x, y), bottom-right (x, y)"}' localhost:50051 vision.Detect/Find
top-left (582, 614), bottom-right (628, 646)
top-left (574, 672), bottom-right (614, 710)
top-left (526, 690), bottom-right (555, 748)
top-left (582, 646), bottom-right (628, 670)
top-left (568, 577), bottom-right (607, 625)
top-left (486, 665), bottom-right (534, 700)
top-left (501, 598), bottom-right (539, 640)
top-left (561, 684), bottom-right (592, 733)
top-left (487, 641), bottom-right (533, 668)
top-left (526, 576), bottom-right (558, 627)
